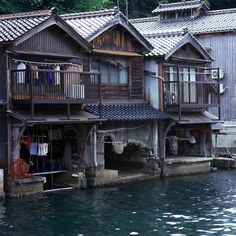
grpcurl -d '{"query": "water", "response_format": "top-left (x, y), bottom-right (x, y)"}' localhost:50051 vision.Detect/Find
top-left (1, 171), bottom-right (236, 235)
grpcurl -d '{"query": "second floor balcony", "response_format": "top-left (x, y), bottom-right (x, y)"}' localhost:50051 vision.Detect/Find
top-left (163, 66), bottom-right (221, 117)
top-left (11, 69), bottom-right (101, 104)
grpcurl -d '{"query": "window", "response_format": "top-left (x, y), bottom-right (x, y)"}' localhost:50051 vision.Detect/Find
top-left (181, 67), bottom-right (197, 103)
top-left (91, 58), bottom-right (129, 84)
top-left (164, 65), bottom-right (197, 104)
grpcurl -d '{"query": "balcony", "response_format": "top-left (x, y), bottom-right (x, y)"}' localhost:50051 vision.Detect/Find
top-left (163, 67), bottom-right (221, 119)
top-left (11, 69), bottom-right (101, 104)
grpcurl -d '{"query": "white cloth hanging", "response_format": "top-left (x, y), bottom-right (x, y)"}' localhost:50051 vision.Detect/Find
top-left (17, 62), bottom-right (26, 83)
top-left (54, 65), bottom-right (61, 85)
top-left (37, 143), bottom-right (48, 156)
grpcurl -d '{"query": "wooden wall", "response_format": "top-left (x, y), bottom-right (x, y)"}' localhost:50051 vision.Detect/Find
top-left (0, 52), bottom-right (7, 165)
top-left (91, 25), bottom-right (144, 54)
top-left (197, 32), bottom-right (236, 120)
top-left (173, 43), bottom-right (204, 60)
top-left (15, 25), bottom-right (82, 57)
top-left (131, 56), bottom-right (144, 100)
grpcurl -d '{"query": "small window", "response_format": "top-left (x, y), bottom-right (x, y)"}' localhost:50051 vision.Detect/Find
top-left (90, 58), bottom-right (129, 84)
top-left (164, 12), bottom-right (176, 19)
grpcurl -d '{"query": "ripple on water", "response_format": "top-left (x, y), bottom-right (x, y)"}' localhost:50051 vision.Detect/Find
top-left (129, 232), bottom-right (139, 235)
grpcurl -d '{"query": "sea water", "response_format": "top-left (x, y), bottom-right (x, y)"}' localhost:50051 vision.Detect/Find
top-left (1, 170), bottom-right (236, 235)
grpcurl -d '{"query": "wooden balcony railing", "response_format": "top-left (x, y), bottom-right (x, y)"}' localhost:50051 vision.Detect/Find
top-left (11, 69), bottom-right (101, 103)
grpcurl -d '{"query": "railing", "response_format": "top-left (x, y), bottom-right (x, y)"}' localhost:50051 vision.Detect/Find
top-left (163, 80), bottom-right (220, 108)
top-left (11, 69), bottom-right (101, 103)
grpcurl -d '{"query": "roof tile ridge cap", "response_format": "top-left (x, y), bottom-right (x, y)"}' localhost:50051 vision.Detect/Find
top-left (145, 31), bottom-right (184, 37)
top-left (159, 0), bottom-right (201, 8)
top-left (0, 9), bottom-right (52, 20)
top-left (61, 8), bottom-right (115, 19)
top-left (131, 16), bottom-right (159, 23)
top-left (207, 8), bottom-right (236, 15)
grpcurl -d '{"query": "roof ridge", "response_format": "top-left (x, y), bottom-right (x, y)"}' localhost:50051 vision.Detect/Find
top-left (131, 16), bottom-right (159, 23)
top-left (61, 8), bottom-right (116, 19)
top-left (0, 8), bottom-right (55, 20)
top-left (145, 31), bottom-right (185, 38)
top-left (159, 0), bottom-right (201, 8)
top-left (207, 8), bottom-right (236, 15)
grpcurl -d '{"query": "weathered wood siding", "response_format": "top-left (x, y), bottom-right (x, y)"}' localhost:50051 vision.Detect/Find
top-left (91, 25), bottom-right (144, 53)
top-left (173, 43), bottom-right (204, 60)
top-left (15, 26), bottom-right (81, 57)
top-left (0, 52), bottom-right (7, 165)
top-left (88, 25), bottom-right (145, 101)
top-left (197, 32), bottom-right (236, 120)
top-left (101, 84), bottom-right (129, 100)
top-left (131, 56), bottom-right (144, 100)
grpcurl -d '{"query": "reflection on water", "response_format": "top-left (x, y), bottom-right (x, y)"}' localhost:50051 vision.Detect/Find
top-left (1, 171), bottom-right (236, 235)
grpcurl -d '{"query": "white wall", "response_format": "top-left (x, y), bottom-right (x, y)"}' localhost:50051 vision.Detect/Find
top-left (144, 59), bottom-right (160, 109)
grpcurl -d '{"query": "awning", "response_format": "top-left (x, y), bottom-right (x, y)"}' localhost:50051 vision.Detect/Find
top-left (85, 103), bottom-right (171, 121)
top-left (168, 111), bottom-right (220, 124)
top-left (8, 110), bottom-right (102, 124)
top-left (93, 49), bottom-right (142, 57)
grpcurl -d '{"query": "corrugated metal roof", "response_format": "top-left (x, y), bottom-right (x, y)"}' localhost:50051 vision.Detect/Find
top-left (132, 8), bottom-right (236, 35)
top-left (168, 111), bottom-right (219, 124)
top-left (9, 110), bottom-right (100, 124)
top-left (85, 103), bottom-right (171, 121)
top-left (0, 9), bottom-right (55, 43)
top-left (152, 0), bottom-right (208, 13)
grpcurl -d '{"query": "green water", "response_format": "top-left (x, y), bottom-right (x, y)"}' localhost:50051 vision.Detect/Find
top-left (1, 171), bottom-right (236, 235)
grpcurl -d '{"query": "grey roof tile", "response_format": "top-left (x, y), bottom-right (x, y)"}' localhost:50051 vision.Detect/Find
top-left (132, 8), bottom-right (236, 35)
top-left (146, 33), bottom-right (186, 56)
top-left (61, 8), bottom-right (153, 51)
top-left (152, 0), bottom-right (209, 13)
top-left (85, 103), bottom-right (171, 121)
top-left (61, 9), bottom-right (116, 40)
top-left (0, 9), bottom-right (54, 43)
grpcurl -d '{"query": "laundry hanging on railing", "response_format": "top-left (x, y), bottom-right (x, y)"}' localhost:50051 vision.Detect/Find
top-left (30, 142), bottom-right (49, 157)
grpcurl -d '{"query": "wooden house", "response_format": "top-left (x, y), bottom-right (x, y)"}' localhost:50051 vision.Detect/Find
top-left (132, 29), bottom-right (221, 176)
top-left (132, 0), bottom-right (236, 155)
top-left (0, 8), bottom-right (104, 196)
top-left (62, 9), bottom-right (170, 179)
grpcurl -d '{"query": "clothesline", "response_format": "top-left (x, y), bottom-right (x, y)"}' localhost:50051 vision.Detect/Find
top-left (13, 58), bottom-right (81, 67)
top-left (97, 124), bottom-right (147, 133)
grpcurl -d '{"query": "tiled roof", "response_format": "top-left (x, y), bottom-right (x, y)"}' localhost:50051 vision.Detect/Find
top-left (85, 103), bottom-right (170, 121)
top-left (132, 8), bottom-right (236, 35)
top-left (61, 9), bottom-right (118, 40)
top-left (61, 8), bottom-right (153, 51)
top-left (145, 32), bottom-right (186, 56)
top-left (145, 31), bottom-right (212, 60)
top-left (0, 8), bottom-right (56, 43)
top-left (152, 0), bottom-right (209, 13)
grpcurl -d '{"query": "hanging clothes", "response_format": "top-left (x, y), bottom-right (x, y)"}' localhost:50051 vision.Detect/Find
top-left (16, 62), bottom-right (26, 83)
top-left (46, 65), bottom-right (53, 84)
top-left (25, 64), bottom-right (32, 84)
top-left (34, 65), bottom-right (39, 80)
top-left (37, 143), bottom-right (48, 156)
top-left (30, 143), bottom-right (38, 156)
top-left (54, 65), bottom-right (61, 85)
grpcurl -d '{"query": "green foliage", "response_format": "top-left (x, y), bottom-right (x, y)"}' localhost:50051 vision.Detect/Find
top-left (0, 0), bottom-right (235, 16)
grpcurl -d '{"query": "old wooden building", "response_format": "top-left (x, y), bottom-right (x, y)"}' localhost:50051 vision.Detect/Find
top-left (0, 8), bottom-right (103, 196)
top-left (132, 0), bottom-right (236, 155)
top-left (62, 9), bottom-right (170, 180)
top-left (143, 31), bottom-right (221, 176)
